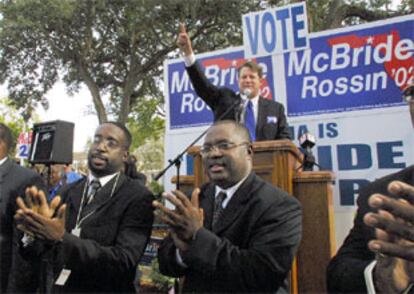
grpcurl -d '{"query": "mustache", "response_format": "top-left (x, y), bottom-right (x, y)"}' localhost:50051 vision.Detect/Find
top-left (90, 152), bottom-right (107, 161)
top-left (206, 159), bottom-right (226, 168)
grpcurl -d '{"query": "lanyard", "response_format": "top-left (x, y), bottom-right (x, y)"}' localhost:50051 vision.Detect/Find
top-left (74, 172), bottom-right (120, 228)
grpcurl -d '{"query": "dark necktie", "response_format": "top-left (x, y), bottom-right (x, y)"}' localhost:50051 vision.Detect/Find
top-left (85, 179), bottom-right (101, 206)
top-left (212, 192), bottom-right (227, 230)
top-left (244, 100), bottom-right (256, 141)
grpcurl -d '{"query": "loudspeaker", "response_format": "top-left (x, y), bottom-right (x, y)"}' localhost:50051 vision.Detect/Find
top-left (29, 120), bottom-right (74, 164)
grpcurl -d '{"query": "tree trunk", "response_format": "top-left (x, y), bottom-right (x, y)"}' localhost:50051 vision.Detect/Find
top-left (325, 0), bottom-right (345, 30)
top-left (77, 62), bottom-right (108, 124)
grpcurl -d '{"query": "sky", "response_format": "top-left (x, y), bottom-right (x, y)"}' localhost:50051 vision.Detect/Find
top-left (37, 83), bottom-right (99, 152)
top-left (0, 82), bottom-right (98, 152)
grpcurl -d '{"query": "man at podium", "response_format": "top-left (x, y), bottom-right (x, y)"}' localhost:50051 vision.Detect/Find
top-left (176, 23), bottom-right (291, 142)
top-left (154, 120), bottom-right (301, 293)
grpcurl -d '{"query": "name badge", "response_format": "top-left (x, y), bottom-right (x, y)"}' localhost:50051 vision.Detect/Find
top-left (71, 227), bottom-right (81, 237)
top-left (55, 269), bottom-right (71, 286)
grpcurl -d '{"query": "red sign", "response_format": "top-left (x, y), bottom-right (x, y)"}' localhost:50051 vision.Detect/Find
top-left (17, 131), bottom-right (32, 145)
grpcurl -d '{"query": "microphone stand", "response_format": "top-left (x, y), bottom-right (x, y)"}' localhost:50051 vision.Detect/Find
top-left (39, 163), bottom-right (51, 294)
top-left (154, 98), bottom-right (242, 190)
top-left (297, 148), bottom-right (323, 171)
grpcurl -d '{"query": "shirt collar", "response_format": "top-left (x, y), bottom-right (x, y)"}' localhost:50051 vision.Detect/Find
top-left (241, 94), bottom-right (259, 107)
top-left (214, 173), bottom-right (250, 208)
top-left (0, 157), bottom-right (8, 166)
top-left (88, 172), bottom-right (119, 187)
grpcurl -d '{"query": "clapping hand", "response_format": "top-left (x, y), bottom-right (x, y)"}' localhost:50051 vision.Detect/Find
top-left (153, 188), bottom-right (203, 251)
top-left (363, 181), bottom-right (414, 292)
top-left (15, 186), bottom-right (66, 242)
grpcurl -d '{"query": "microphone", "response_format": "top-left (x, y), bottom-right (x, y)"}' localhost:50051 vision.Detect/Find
top-left (299, 132), bottom-right (316, 153)
top-left (299, 132), bottom-right (317, 171)
top-left (242, 88), bottom-right (252, 98)
top-left (155, 88), bottom-right (253, 183)
top-left (155, 89), bottom-right (243, 182)
top-left (235, 89), bottom-right (252, 123)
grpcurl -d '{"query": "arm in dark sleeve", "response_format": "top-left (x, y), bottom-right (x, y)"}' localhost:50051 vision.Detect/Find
top-left (182, 195), bottom-right (301, 292)
top-left (157, 235), bottom-right (187, 278)
top-left (326, 188), bottom-right (375, 293)
top-left (9, 170), bottom-right (46, 248)
top-left (186, 61), bottom-right (223, 109)
top-left (275, 103), bottom-right (291, 140)
top-left (60, 190), bottom-right (154, 284)
top-left (7, 171), bottom-right (46, 293)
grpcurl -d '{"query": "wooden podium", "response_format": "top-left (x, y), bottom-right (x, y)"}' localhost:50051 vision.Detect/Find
top-left (172, 140), bottom-right (336, 293)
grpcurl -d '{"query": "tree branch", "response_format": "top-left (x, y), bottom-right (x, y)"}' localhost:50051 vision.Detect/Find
top-left (344, 4), bottom-right (399, 21)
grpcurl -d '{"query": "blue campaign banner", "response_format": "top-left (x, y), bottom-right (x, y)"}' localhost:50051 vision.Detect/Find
top-left (285, 18), bottom-right (414, 117)
top-left (167, 49), bottom-right (275, 130)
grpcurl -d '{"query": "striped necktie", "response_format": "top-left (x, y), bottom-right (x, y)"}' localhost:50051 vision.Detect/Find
top-left (212, 192), bottom-right (227, 230)
top-left (85, 179), bottom-right (101, 206)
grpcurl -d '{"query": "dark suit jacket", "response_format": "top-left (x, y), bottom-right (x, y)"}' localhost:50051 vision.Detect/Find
top-left (158, 172), bottom-right (302, 293)
top-left (327, 165), bottom-right (414, 293)
top-left (186, 61), bottom-right (291, 140)
top-left (50, 174), bottom-right (154, 293)
top-left (0, 158), bottom-right (45, 293)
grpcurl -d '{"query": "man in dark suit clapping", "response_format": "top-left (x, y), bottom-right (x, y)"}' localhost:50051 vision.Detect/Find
top-left (154, 120), bottom-right (301, 293)
top-left (176, 23), bottom-right (291, 141)
top-left (15, 122), bottom-right (154, 293)
top-left (0, 122), bottom-right (45, 293)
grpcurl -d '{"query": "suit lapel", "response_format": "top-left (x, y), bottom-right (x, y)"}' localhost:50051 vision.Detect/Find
top-left (214, 173), bottom-right (262, 234)
top-left (0, 158), bottom-right (10, 186)
top-left (200, 185), bottom-right (215, 230)
top-left (0, 158), bottom-right (12, 178)
top-left (256, 97), bottom-right (268, 137)
top-left (66, 179), bottom-right (87, 229)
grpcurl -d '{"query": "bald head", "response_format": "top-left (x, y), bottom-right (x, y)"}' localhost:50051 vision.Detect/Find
top-left (202, 120), bottom-right (253, 188)
top-left (210, 120), bottom-right (252, 143)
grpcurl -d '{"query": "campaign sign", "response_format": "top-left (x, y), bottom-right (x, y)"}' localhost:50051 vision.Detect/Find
top-left (289, 109), bottom-right (414, 207)
top-left (285, 17), bottom-right (414, 116)
top-left (16, 131), bottom-right (32, 159)
top-left (242, 2), bottom-right (309, 58)
top-left (166, 48), bottom-right (275, 130)
top-left (163, 14), bottom-right (414, 247)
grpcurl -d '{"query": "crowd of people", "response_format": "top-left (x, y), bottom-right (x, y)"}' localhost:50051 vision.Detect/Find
top-left (0, 22), bottom-right (412, 294)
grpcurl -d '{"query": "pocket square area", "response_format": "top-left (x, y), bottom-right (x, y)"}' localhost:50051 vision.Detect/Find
top-left (267, 116), bottom-right (277, 124)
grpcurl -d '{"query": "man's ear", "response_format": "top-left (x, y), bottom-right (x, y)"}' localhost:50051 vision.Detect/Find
top-left (123, 150), bottom-right (129, 162)
top-left (247, 144), bottom-right (254, 156)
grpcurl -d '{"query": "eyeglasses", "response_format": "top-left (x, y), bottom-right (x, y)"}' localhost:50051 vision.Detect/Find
top-left (200, 142), bottom-right (249, 155)
top-left (92, 135), bottom-right (125, 149)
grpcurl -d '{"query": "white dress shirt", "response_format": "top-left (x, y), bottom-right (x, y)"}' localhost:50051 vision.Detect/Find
top-left (214, 174), bottom-right (249, 208)
top-left (364, 260), bottom-right (413, 293)
top-left (87, 172), bottom-right (118, 188)
top-left (0, 156), bottom-right (8, 166)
